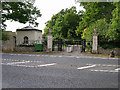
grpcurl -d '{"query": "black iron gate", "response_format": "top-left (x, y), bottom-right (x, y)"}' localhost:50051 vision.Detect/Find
top-left (82, 39), bottom-right (86, 52)
top-left (52, 39), bottom-right (62, 51)
top-left (52, 39), bottom-right (86, 52)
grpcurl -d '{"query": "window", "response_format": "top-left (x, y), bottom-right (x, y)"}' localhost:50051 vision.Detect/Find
top-left (24, 36), bottom-right (29, 44)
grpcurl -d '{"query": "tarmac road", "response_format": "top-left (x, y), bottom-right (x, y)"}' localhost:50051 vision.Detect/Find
top-left (1, 53), bottom-right (119, 88)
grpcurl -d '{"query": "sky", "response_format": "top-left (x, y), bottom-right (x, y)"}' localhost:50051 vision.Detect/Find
top-left (5, 0), bottom-right (84, 33)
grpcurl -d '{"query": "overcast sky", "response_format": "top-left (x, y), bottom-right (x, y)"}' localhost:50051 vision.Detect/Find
top-left (5, 0), bottom-right (84, 33)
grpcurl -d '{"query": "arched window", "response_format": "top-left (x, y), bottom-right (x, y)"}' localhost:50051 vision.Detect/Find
top-left (24, 36), bottom-right (29, 44)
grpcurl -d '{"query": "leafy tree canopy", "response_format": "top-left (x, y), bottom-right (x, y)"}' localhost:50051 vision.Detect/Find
top-left (44, 6), bottom-right (83, 40)
top-left (107, 2), bottom-right (120, 42)
top-left (2, 2), bottom-right (41, 29)
top-left (75, 2), bottom-right (115, 36)
top-left (82, 19), bottom-right (109, 42)
top-left (2, 33), bottom-right (9, 41)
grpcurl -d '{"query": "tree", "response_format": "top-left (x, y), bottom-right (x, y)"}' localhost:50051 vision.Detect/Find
top-left (1, 2), bottom-right (41, 29)
top-left (82, 19), bottom-right (109, 42)
top-left (2, 33), bottom-right (9, 41)
top-left (75, 2), bottom-right (115, 37)
top-left (44, 7), bottom-right (82, 40)
top-left (107, 2), bottom-right (120, 42)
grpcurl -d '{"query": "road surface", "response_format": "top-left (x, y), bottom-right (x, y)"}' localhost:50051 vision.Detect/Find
top-left (1, 53), bottom-right (119, 88)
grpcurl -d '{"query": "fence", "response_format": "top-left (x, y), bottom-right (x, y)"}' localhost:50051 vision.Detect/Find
top-left (52, 39), bottom-right (87, 52)
top-left (86, 41), bottom-right (93, 52)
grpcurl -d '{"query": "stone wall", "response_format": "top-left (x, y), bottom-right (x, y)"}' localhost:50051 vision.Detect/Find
top-left (66, 45), bottom-right (82, 53)
top-left (2, 31), bottom-right (16, 52)
top-left (98, 47), bottom-right (120, 56)
top-left (2, 40), bottom-right (14, 51)
top-left (14, 46), bottom-right (35, 52)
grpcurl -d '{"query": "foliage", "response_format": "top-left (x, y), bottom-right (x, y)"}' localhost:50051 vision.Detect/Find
top-left (2, 2), bottom-right (41, 29)
top-left (2, 33), bottom-right (9, 41)
top-left (82, 19), bottom-right (109, 41)
top-left (75, 2), bottom-right (114, 36)
top-left (75, 2), bottom-right (120, 49)
top-left (44, 7), bottom-right (82, 40)
top-left (100, 43), bottom-right (119, 49)
top-left (107, 2), bottom-right (120, 42)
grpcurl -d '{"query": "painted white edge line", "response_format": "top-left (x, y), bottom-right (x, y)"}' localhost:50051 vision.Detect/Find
top-left (6, 61), bottom-right (30, 65)
top-left (91, 70), bottom-right (118, 73)
top-left (37, 63), bottom-right (56, 67)
top-left (77, 65), bottom-right (96, 70)
top-left (86, 64), bottom-right (119, 67)
top-left (115, 68), bottom-right (120, 71)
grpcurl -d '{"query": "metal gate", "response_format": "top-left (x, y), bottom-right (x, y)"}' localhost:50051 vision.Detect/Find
top-left (52, 39), bottom-right (86, 52)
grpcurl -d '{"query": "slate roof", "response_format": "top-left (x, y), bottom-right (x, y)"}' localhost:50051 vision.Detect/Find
top-left (16, 26), bottom-right (42, 32)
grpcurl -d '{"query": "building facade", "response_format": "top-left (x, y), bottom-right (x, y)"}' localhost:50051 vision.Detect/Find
top-left (16, 26), bottom-right (42, 45)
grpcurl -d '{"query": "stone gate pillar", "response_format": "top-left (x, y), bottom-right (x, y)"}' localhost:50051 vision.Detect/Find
top-left (47, 29), bottom-right (53, 52)
top-left (92, 28), bottom-right (98, 54)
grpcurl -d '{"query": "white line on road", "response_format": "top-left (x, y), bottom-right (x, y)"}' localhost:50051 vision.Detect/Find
top-left (29, 55), bottom-right (32, 56)
top-left (58, 56), bottom-right (63, 57)
top-left (109, 58), bottom-right (118, 60)
top-left (76, 57), bottom-right (80, 58)
top-left (77, 65), bottom-right (96, 70)
top-left (91, 70), bottom-right (118, 73)
top-left (6, 61), bottom-right (30, 65)
top-left (37, 63), bottom-right (56, 67)
top-left (36, 55), bottom-right (40, 56)
top-left (86, 64), bottom-right (118, 67)
top-left (50, 55), bottom-right (57, 57)
top-left (115, 68), bottom-right (120, 71)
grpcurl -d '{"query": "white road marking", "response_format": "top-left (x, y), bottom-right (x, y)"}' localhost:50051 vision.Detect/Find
top-left (91, 70), bottom-right (118, 73)
top-left (36, 55), bottom-right (40, 56)
top-left (37, 63), bottom-right (56, 67)
top-left (109, 58), bottom-right (118, 60)
top-left (15, 65), bottom-right (26, 67)
top-left (76, 57), bottom-right (80, 58)
top-left (50, 55), bottom-right (57, 57)
top-left (2, 59), bottom-right (56, 68)
top-left (30, 55), bottom-right (36, 56)
top-left (77, 65), bottom-right (96, 70)
top-left (29, 55), bottom-right (32, 56)
top-left (86, 64), bottom-right (118, 67)
top-left (58, 56), bottom-right (62, 57)
top-left (10, 54), bottom-right (15, 55)
top-left (2, 59), bottom-right (42, 63)
top-left (6, 61), bottom-right (30, 65)
top-left (78, 64), bottom-right (119, 73)
top-left (101, 58), bottom-right (108, 59)
top-left (44, 55), bottom-right (48, 56)
top-left (115, 68), bottom-right (120, 71)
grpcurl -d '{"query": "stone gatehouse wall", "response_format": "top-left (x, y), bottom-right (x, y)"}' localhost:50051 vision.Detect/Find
top-left (2, 40), bottom-right (14, 51)
top-left (14, 46), bottom-right (35, 52)
top-left (98, 47), bottom-right (120, 56)
top-left (2, 31), bottom-right (16, 52)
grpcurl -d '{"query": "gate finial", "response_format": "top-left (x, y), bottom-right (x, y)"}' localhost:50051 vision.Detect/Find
top-left (94, 28), bottom-right (97, 34)
top-left (49, 29), bottom-right (52, 34)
